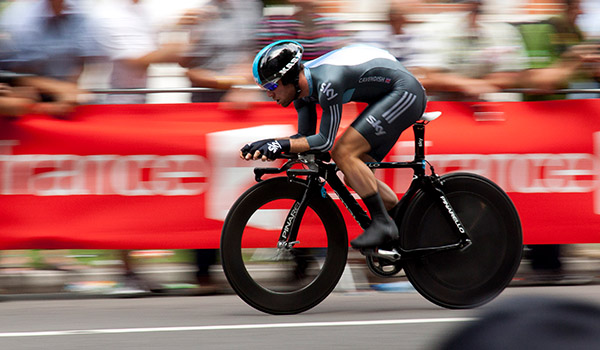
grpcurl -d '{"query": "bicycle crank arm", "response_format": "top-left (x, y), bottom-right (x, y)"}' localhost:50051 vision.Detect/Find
top-left (361, 248), bottom-right (402, 262)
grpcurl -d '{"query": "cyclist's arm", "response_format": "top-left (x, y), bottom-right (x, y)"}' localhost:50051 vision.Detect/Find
top-left (286, 91), bottom-right (343, 154)
top-left (289, 137), bottom-right (310, 153)
top-left (286, 98), bottom-right (318, 153)
top-left (287, 101), bottom-right (342, 153)
top-left (243, 94), bottom-right (342, 157)
top-left (292, 98), bottom-right (317, 138)
top-left (302, 92), bottom-right (342, 152)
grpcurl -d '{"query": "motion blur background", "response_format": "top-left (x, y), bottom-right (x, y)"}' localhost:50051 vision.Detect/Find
top-left (82, 0), bottom-right (600, 103)
top-left (1, 0), bottom-right (599, 296)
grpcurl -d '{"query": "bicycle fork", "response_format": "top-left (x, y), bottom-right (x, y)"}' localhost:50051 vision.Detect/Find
top-left (276, 176), bottom-right (319, 251)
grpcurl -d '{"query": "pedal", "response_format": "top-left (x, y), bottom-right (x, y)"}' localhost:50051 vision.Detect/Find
top-left (363, 248), bottom-right (403, 277)
top-left (361, 248), bottom-right (401, 262)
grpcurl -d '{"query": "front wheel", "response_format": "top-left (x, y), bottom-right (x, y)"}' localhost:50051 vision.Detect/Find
top-left (400, 173), bottom-right (523, 309)
top-left (221, 177), bottom-right (348, 315)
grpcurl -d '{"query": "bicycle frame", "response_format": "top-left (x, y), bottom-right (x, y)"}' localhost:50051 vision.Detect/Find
top-left (253, 121), bottom-right (472, 260)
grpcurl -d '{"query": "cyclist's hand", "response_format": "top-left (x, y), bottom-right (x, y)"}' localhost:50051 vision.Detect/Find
top-left (240, 139), bottom-right (290, 161)
top-left (256, 139), bottom-right (290, 160)
top-left (240, 139), bottom-right (270, 159)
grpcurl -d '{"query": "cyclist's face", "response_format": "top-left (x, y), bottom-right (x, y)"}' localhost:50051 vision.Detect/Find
top-left (266, 80), bottom-right (294, 107)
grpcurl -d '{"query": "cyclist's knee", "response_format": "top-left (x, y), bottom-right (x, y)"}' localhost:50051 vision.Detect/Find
top-left (330, 144), bottom-right (344, 163)
top-left (333, 128), bottom-right (371, 162)
top-left (331, 143), bottom-right (355, 165)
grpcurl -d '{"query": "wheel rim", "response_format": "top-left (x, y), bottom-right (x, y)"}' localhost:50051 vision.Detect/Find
top-left (221, 178), bottom-right (348, 314)
top-left (238, 198), bottom-right (331, 293)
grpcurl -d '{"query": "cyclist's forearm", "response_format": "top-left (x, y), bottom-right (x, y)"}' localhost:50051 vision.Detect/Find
top-left (289, 137), bottom-right (310, 153)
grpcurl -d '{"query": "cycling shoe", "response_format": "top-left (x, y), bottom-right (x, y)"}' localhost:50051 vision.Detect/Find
top-left (350, 216), bottom-right (399, 249)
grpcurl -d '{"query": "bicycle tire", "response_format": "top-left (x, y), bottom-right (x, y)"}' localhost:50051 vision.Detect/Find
top-left (221, 177), bottom-right (348, 315)
top-left (400, 173), bottom-right (522, 309)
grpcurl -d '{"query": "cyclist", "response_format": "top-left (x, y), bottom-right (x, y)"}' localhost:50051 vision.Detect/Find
top-left (241, 40), bottom-right (427, 249)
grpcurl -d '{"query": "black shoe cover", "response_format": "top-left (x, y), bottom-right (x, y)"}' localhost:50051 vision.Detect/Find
top-left (350, 216), bottom-right (399, 249)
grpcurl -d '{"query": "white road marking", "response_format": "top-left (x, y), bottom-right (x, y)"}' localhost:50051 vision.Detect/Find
top-left (0, 318), bottom-right (475, 338)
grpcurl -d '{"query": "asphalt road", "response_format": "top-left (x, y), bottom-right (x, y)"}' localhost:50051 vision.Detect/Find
top-left (0, 284), bottom-right (599, 350)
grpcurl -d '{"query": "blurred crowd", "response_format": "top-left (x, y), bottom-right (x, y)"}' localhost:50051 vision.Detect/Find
top-left (1, 0), bottom-right (598, 113)
top-left (0, 0), bottom-right (600, 294)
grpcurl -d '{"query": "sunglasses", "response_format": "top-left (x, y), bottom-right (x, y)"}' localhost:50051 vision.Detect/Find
top-left (262, 81), bottom-right (279, 91)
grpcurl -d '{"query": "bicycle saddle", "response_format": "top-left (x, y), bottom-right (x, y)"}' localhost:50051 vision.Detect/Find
top-left (420, 111), bottom-right (442, 122)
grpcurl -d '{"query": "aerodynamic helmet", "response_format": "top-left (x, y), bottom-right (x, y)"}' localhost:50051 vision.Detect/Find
top-left (252, 40), bottom-right (304, 91)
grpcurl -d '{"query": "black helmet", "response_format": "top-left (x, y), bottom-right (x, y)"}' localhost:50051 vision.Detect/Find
top-left (252, 40), bottom-right (304, 90)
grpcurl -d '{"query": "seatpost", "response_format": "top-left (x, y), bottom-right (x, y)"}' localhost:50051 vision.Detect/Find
top-left (409, 122), bottom-right (427, 177)
top-left (413, 122), bottom-right (426, 162)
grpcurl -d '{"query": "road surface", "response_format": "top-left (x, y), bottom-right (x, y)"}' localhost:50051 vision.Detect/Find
top-left (0, 284), bottom-right (599, 349)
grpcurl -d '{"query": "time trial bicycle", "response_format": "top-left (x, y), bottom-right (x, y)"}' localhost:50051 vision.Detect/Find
top-left (220, 111), bottom-right (523, 315)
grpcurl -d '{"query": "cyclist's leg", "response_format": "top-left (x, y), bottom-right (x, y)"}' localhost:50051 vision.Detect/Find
top-left (342, 87), bottom-right (425, 248)
top-left (331, 128), bottom-right (378, 199)
top-left (348, 153), bottom-right (398, 210)
top-left (332, 131), bottom-right (403, 211)
top-left (332, 127), bottom-right (397, 249)
top-left (362, 154), bottom-right (399, 211)
top-left (377, 179), bottom-right (399, 211)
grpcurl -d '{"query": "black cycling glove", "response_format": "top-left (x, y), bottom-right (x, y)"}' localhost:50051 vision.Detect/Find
top-left (241, 139), bottom-right (270, 157)
top-left (241, 139), bottom-right (290, 160)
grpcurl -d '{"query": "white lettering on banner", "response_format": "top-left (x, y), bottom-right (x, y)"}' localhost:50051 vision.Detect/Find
top-left (3, 130), bottom-right (600, 214)
top-left (425, 153), bottom-right (597, 194)
top-left (392, 135), bottom-right (600, 214)
top-left (0, 144), bottom-right (208, 196)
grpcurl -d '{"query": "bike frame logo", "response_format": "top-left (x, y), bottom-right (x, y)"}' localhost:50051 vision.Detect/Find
top-left (281, 201), bottom-right (301, 240)
top-left (441, 195), bottom-right (466, 233)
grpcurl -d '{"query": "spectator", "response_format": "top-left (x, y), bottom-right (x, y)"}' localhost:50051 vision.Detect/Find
top-left (548, 0), bottom-right (599, 99)
top-left (354, 0), bottom-right (421, 66)
top-left (517, 0), bottom-right (598, 281)
top-left (407, 0), bottom-right (528, 100)
top-left (408, 0), bottom-right (598, 100)
top-left (178, 0), bottom-right (262, 105)
top-left (90, 0), bottom-right (189, 294)
top-left (257, 0), bottom-right (346, 62)
top-left (0, 0), bottom-right (102, 78)
top-left (0, 0), bottom-right (105, 279)
top-left (0, 0), bottom-right (103, 116)
top-left (94, 0), bottom-right (186, 104)
top-left (0, 72), bottom-right (85, 119)
top-left (177, 0), bottom-right (262, 293)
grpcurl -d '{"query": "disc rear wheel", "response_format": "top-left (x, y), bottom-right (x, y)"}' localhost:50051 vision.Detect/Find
top-left (401, 173), bottom-right (522, 309)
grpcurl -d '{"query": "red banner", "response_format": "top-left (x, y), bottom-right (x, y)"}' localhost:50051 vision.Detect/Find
top-left (1, 100), bottom-right (599, 249)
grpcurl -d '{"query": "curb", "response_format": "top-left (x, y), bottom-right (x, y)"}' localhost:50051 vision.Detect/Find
top-left (1, 256), bottom-right (599, 298)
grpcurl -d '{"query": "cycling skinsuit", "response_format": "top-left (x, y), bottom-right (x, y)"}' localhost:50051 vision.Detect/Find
top-left (293, 44), bottom-right (427, 161)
